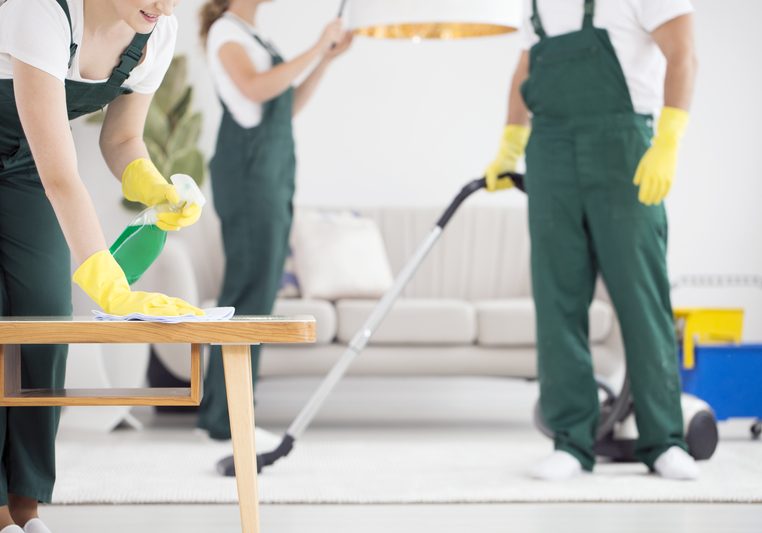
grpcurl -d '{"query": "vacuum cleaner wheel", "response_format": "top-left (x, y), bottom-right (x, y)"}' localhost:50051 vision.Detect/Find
top-left (685, 409), bottom-right (719, 460)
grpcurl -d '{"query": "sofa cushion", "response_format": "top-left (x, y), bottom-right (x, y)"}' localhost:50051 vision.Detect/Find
top-left (336, 299), bottom-right (476, 345)
top-left (291, 209), bottom-right (393, 300)
top-left (475, 298), bottom-right (614, 347)
top-left (273, 299), bottom-right (337, 345)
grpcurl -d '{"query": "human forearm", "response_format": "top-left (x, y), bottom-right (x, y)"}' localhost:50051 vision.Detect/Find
top-left (653, 14), bottom-right (697, 112)
top-left (44, 172), bottom-right (108, 265)
top-left (100, 135), bottom-right (150, 181)
top-left (663, 51), bottom-right (697, 111)
top-left (293, 58), bottom-right (329, 116)
top-left (507, 51), bottom-right (531, 126)
top-left (240, 45), bottom-right (322, 103)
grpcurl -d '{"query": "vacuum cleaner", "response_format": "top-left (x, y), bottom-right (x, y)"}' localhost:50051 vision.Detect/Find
top-left (216, 171), bottom-right (718, 476)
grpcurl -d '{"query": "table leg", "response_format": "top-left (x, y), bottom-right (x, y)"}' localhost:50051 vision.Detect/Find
top-left (222, 344), bottom-right (260, 533)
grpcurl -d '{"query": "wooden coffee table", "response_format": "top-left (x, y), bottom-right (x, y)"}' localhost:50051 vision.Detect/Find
top-left (0, 316), bottom-right (316, 533)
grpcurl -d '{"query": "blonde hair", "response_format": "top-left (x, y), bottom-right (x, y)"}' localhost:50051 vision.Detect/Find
top-left (199, 0), bottom-right (230, 44)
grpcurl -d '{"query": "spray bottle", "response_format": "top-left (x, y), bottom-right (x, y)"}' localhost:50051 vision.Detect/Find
top-left (110, 174), bottom-right (206, 285)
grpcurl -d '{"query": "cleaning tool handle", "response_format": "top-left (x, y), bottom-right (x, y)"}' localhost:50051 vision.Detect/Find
top-left (436, 171), bottom-right (524, 229)
top-left (170, 174), bottom-right (207, 209)
top-left (487, 171), bottom-right (525, 192)
top-left (337, 0), bottom-right (348, 17)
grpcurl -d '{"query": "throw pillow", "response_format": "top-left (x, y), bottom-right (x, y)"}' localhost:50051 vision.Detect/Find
top-left (292, 209), bottom-right (393, 300)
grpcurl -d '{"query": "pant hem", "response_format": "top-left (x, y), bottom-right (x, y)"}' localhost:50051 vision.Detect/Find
top-left (638, 440), bottom-right (689, 470)
top-left (554, 442), bottom-right (595, 472)
top-left (6, 484), bottom-right (54, 505)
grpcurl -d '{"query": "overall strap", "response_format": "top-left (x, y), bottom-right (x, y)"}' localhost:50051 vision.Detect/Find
top-left (530, 0), bottom-right (547, 39)
top-left (582, 0), bottom-right (596, 29)
top-left (252, 34), bottom-right (280, 60)
top-left (54, 0), bottom-right (78, 68)
top-left (223, 13), bottom-right (280, 60)
top-left (106, 32), bottom-right (151, 88)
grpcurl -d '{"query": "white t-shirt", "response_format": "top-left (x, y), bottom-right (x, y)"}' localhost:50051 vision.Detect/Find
top-left (0, 0), bottom-right (177, 94)
top-left (520, 0), bottom-right (694, 115)
top-left (206, 14), bottom-right (274, 128)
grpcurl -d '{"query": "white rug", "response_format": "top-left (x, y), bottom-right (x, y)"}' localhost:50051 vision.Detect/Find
top-left (52, 423), bottom-right (762, 504)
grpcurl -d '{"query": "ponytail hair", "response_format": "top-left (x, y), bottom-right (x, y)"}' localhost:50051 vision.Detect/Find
top-left (200, 0), bottom-right (230, 44)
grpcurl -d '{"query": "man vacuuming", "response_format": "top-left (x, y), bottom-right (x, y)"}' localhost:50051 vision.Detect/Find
top-left (485, 0), bottom-right (699, 480)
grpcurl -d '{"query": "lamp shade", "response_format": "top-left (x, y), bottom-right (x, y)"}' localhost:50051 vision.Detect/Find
top-left (347, 0), bottom-right (522, 40)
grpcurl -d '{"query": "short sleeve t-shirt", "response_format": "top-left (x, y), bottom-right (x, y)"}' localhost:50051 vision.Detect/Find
top-left (0, 0), bottom-right (177, 94)
top-left (519, 0), bottom-right (694, 115)
top-left (206, 14), bottom-right (274, 128)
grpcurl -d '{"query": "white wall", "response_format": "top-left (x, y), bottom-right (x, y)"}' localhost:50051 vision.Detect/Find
top-left (73, 0), bottom-right (762, 338)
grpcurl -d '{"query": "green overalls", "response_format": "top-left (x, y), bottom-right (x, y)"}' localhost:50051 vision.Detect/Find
top-left (0, 0), bottom-right (149, 503)
top-left (198, 31), bottom-right (296, 440)
top-left (522, 0), bottom-right (687, 470)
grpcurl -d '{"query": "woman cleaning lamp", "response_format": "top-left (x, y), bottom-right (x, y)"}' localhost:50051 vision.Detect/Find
top-left (197, 0), bottom-right (352, 440)
top-left (0, 1), bottom-right (203, 531)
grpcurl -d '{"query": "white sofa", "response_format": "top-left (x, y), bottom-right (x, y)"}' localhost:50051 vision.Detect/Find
top-left (144, 204), bottom-right (623, 382)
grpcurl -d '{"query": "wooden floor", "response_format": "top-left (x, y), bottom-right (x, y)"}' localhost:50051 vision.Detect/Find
top-left (39, 503), bottom-right (762, 533)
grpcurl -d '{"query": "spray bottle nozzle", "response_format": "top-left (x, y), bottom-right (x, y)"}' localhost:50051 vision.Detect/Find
top-left (169, 174), bottom-right (207, 211)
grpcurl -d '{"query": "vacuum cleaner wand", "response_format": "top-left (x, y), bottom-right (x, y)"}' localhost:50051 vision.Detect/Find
top-left (215, 171), bottom-right (526, 477)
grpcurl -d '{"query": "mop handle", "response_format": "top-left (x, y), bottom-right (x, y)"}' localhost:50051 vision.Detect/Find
top-left (337, 0), bottom-right (348, 17)
top-left (437, 171), bottom-right (525, 229)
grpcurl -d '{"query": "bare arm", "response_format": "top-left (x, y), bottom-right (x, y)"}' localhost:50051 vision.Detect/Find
top-left (99, 91), bottom-right (153, 180)
top-left (293, 32), bottom-right (353, 117)
top-left (219, 18), bottom-right (342, 106)
top-left (651, 14), bottom-right (697, 111)
top-left (218, 41), bottom-right (324, 104)
top-left (506, 51), bottom-right (531, 126)
top-left (12, 58), bottom-right (106, 265)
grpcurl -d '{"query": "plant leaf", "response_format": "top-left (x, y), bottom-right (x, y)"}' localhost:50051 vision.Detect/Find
top-left (144, 137), bottom-right (168, 175)
top-left (154, 56), bottom-right (188, 114)
top-left (85, 109), bottom-right (106, 125)
top-left (121, 198), bottom-right (145, 212)
top-left (167, 112), bottom-right (202, 156)
top-left (144, 103), bottom-right (170, 148)
top-left (167, 148), bottom-right (206, 185)
top-left (169, 87), bottom-right (193, 128)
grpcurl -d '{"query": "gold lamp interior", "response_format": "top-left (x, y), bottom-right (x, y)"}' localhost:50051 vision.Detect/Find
top-left (354, 22), bottom-right (517, 40)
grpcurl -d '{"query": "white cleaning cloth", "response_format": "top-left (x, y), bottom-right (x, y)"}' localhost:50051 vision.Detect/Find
top-left (528, 450), bottom-right (584, 481)
top-left (93, 306), bottom-right (235, 323)
top-left (23, 519), bottom-right (52, 533)
top-left (653, 446), bottom-right (700, 480)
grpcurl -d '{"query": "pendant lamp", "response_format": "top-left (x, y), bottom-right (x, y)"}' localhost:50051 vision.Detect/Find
top-left (344, 0), bottom-right (521, 40)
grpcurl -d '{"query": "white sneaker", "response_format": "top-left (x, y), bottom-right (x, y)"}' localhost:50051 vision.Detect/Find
top-left (529, 450), bottom-right (584, 481)
top-left (194, 426), bottom-right (281, 450)
top-left (653, 446), bottom-right (700, 480)
top-left (255, 426), bottom-right (282, 451)
top-left (1, 525), bottom-right (24, 533)
top-left (23, 519), bottom-right (52, 533)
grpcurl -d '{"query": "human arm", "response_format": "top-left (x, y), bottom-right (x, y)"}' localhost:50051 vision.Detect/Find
top-left (219, 19), bottom-right (343, 105)
top-left (292, 31), bottom-right (353, 117)
top-left (99, 91), bottom-right (201, 231)
top-left (633, 13), bottom-right (698, 205)
top-left (484, 51), bottom-right (531, 191)
top-left (13, 58), bottom-right (107, 264)
top-left (12, 59), bottom-right (201, 316)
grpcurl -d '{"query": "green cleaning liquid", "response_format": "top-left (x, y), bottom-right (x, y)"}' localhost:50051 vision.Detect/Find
top-left (110, 222), bottom-right (167, 285)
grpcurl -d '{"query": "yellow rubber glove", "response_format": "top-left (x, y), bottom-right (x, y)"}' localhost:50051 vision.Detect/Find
top-left (122, 158), bottom-right (202, 231)
top-left (485, 124), bottom-right (530, 192)
top-left (633, 107), bottom-right (689, 206)
top-left (73, 250), bottom-right (204, 317)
